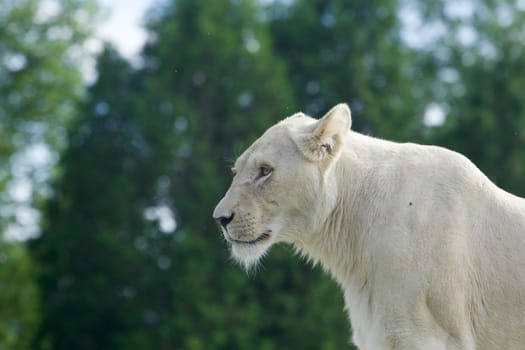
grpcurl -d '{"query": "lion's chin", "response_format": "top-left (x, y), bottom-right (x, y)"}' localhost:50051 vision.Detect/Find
top-left (230, 240), bottom-right (272, 270)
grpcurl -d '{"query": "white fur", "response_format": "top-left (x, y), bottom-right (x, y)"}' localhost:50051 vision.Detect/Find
top-left (213, 104), bottom-right (525, 350)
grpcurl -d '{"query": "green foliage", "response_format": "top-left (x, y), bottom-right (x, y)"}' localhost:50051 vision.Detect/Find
top-left (0, 0), bottom-right (98, 183)
top-left (0, 1), bottom-right (98, 349)
top-left (267, 0), bottom-right (426, 140)
top-left (0, 241), bottom-right (40, 350)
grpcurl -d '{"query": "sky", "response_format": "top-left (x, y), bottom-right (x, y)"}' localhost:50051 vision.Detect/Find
top-left (96, 0), bottom-right (156, 60)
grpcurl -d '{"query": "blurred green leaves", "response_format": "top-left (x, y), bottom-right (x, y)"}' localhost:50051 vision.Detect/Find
top-left (0, 1), bottom-right (98, 348)
top-left (0, 0), bottom-right (98, 160)
top-left (0, 240), bottom-right (39, 350)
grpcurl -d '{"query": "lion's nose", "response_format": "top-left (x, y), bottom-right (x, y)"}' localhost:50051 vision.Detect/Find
top-left (214, 212), bottom-right (234, 228)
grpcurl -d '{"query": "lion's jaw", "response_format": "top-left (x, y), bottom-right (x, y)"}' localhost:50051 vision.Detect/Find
top-left (219, 204), bottom-right (283, 269)
top-left (224, 221), bottom-right (278, 269)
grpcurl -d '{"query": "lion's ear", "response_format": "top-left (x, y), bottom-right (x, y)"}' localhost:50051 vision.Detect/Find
top-left (294, 103), bottom-right (352, 162)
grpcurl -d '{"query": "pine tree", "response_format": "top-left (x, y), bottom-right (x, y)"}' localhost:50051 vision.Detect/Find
top-left (30, 47), bottom-right (176, 350)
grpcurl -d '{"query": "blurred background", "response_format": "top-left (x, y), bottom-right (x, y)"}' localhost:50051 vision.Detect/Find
top-left (1, 0), bottom-right (525, 349)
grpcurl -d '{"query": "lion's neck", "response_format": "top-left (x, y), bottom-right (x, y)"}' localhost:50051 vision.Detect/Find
top-left (295, 131), bottom-right (394, 287)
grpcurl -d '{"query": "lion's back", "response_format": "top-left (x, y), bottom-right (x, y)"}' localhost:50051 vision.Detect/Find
top-left (396, 142), bottom-right (525, 349)
top-left (351, 136), bottom-right (525, 349)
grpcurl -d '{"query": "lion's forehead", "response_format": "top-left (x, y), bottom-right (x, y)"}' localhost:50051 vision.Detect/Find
top-left (235, 126), bottom-right (287, 166)
top-left (234, 114), bottom-right (316, 171)
top-left (279, 113), bottom-right (317, 129)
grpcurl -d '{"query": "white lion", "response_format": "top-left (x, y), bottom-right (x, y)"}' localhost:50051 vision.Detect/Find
top-left (213, 103), bottom-right (525, 350)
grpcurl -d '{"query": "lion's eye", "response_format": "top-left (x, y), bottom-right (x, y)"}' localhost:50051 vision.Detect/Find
top-left (260, 166), bottom-right (272, 177)
top-left (255, 165), bottom-right (273, 182)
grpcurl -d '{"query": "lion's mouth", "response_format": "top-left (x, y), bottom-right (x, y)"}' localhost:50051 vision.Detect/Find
top-left (228, 231), bottom-right (271, 245)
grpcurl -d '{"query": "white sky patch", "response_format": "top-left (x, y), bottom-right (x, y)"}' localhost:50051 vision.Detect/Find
top-left (423, 103), bottom-right (446, 127)
top-left (35, 0), bottom-right (62, 23)
top-left (4, 207), bottom-right (41, 241)
top-left (79, 0), bottom-right (155, 81)
top-left (8, 180), bottom-right (32, 203)
top-left (398, 5), bottom-right (421, 48)
top-left (398, 5), bottom-right (447, 49)
top-left (457, 25), bottom-right (477, 46)
top-left (97, 0), bottom-right (155, 60)
top-left (4, 143), bottom-right (56, 241)
top-left (496, 5), bottom-right (513, 27)
top-left (3, 52), bottom-right (28, 72)
top-left (444, 0), bottom-right (475, 20)
top-left (144, 204), bottom-right (177, 233)
top-left (399, 0), bottom-right (475, 48)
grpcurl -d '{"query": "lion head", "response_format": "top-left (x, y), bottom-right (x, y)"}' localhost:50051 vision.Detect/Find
top-left (213, 104), bottom-right (351, 268)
